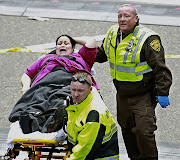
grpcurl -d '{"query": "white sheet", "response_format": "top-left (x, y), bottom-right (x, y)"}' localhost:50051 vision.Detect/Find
top-left (7, 121), bottom-right (66, 148)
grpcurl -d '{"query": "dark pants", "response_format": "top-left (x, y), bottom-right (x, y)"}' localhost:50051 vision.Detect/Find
top-left (115, 88), bottom-right (158, 159)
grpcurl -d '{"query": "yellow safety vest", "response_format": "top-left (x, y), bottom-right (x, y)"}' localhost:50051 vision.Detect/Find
top-left (103, 24), bottom-right (159, 81)
top-left (66, 87), bottom-right (118, 160)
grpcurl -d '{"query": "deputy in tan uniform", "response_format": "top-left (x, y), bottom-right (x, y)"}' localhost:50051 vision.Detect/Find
top-left (96, 4), bottom-right (172, 160)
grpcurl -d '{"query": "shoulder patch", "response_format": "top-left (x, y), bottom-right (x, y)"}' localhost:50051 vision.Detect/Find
top-left (150, 39), bottom-right (160, 52)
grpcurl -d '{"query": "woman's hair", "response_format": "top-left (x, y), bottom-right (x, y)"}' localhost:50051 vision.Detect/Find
top-left (56, 34), bottom-right (76, 47)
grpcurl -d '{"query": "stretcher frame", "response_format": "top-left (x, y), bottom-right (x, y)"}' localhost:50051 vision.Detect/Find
top-left (5, 138), bottom-right (70, 160)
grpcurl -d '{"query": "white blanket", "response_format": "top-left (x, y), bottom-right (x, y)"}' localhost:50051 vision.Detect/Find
top-left (7, 121), bottom-right (66, 148)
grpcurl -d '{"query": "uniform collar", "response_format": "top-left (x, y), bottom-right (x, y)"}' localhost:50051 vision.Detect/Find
top-left (120, 24), bottom-right (140, 39)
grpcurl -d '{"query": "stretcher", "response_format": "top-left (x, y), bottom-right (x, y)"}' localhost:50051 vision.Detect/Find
top-left (4, 121), bottom-right (70, 160)
top-left (4, 138), bottom-right (70, 160)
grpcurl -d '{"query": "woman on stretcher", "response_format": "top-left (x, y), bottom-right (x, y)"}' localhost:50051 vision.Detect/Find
top-left (7, 35), bottom-right (98, 148)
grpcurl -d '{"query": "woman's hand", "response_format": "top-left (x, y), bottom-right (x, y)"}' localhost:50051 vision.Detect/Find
top-left (74, 36), bottom-right (97, 48)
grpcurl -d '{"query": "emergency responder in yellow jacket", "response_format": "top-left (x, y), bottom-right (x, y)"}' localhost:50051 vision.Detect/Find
top-left (65, 72), bottom-right (119, 160)
top-left (96, 4), bottom-right (172, 160)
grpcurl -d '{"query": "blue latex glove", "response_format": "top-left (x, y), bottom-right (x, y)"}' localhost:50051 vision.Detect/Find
top-left (158, 96), bottom-right (170, 108)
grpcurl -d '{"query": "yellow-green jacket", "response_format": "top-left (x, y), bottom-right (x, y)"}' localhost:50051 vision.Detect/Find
top-left (103, 24), bottom-right (159, 82)
top-left (66, 87), bottom-right (119, 160)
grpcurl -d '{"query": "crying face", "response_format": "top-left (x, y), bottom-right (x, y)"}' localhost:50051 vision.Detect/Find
top-left (56, 36), bottom-right (74, 55)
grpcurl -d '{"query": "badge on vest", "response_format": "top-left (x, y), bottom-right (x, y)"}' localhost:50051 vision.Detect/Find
top-left (150, 39), bottom-right (160, 52)
top-left (125, 41), bottom-right (133, 52)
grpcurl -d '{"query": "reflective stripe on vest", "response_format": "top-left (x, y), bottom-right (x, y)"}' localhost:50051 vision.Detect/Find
top-left (131, 31), bottom-right (146, 63)
top-left (123, 26), bottom-right (141, 63)
top-left (103, 123), bottom-right (118, 143)
top-left (109, 61), bottom-right (152, 76)
top-left (105, 28), bottom-right (114, 59)
top-left (95, 155), bottom-right (119, 160)
top-left (67, 132), bottom-right (76, 145)
top-left (135, 61), bottom-right (153, 75)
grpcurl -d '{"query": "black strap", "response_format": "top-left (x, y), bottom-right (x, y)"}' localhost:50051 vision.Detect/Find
top-left (62, 96), bottom-right (71, 134)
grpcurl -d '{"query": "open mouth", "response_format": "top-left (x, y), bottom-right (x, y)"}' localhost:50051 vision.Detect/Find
top-left (60, 49), bottom-right (66, 52)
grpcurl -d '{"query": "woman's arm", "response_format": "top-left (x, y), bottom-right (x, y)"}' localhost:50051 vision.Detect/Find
top-left (74, 36), bottom-right (97, 48)
top-left (21, 73), bottom-right (32, 95)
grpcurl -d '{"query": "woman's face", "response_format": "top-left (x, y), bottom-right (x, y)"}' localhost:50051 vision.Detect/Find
top-left (56, 36), bottom-right (74, 56)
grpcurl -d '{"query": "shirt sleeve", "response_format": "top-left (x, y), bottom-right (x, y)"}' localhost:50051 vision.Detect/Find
top-left (143, 35), bottom-right (172, 96)
top-left (25, 57), bottom-right (44, 79)
top-left (78, 45), bottom-right (97, 68)
top-left (67, 122), bottom-right (106, 160)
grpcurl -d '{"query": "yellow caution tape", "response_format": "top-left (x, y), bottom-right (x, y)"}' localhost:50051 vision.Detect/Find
top-left (165, 55), bottom-right (180, 58)
top-left (9, 47), bottom-right (31, 52)
top-left (0, 48), bottom-right (11, 54)
top-left (0, 47), bottom-right (51, 54)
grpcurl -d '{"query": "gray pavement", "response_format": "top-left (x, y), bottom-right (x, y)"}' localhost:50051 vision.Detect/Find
top-left (0, 0), bottom-right (180, 26)
top-left (0, 0), bottom-right (180, 159)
